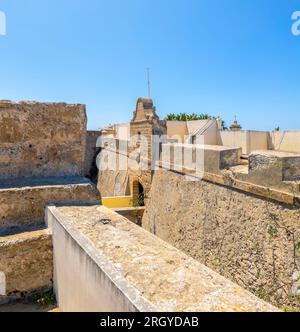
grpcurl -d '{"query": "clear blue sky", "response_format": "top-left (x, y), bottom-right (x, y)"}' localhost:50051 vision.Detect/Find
top-left (0, 0), bottom-right (299, 130)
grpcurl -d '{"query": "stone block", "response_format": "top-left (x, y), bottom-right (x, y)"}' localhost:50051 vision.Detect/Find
top-left (47, 204), bottom-right (278, 312)
top-left (165, 144), bottom-right (242, 173)
top-left (0, 177), bottom-right (100, 234)
top-left (0, 101), bottom-right (87, 179)
top-left (142, 169), bottom-right (300, 309)
top-left (203, 145), bottom-right (242, 172)
top-left (249, 150), bottom-right (300, 186)
top-left (0, 229), bottom-right (53, 296)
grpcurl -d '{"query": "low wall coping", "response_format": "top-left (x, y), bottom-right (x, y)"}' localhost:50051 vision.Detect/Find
top-left (251, 150), bottom-right (300, 158)
top-left (47, 204), bottom-right (279, 312)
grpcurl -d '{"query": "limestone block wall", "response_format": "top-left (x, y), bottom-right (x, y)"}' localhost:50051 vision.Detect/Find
top-left (130, 120), bottom-right (154, 161)
top-left (248, 150), bottom-right (300, 187)
top-left (0, 178), bottom-right (100, 234)
top-left (164, 143), bottom-right (242, 173)
top-left (47, 204), bottom-right (278, 312)
top-left (0, 230), bottom-right (53, 296)
top-left (142, 169), bottom-right (300, 310)
top-left (0, 101), bottom-right (87, 179)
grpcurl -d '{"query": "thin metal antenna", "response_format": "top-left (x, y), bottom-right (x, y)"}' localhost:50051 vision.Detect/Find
top-left (147, 68), bottom-right (151, 98)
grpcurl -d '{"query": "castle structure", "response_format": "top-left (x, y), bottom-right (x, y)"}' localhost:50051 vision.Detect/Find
top-left (97, 97), bottom-right (300, 311)
top-left (1, 97), bottom-right (300, 312)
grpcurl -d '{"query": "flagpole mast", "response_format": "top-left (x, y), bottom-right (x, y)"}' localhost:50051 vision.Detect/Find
top-left (147, 68), bottom-right (151, 98)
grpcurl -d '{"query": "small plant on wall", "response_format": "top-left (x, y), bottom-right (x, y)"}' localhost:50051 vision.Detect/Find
top-left (165, 113), bottom-right (213, 121)
top-left (131, 193), bottom-right (146, 207)
top-left (165, 113), bottom-right (227, 129)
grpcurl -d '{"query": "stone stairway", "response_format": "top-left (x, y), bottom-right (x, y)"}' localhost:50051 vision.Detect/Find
top-left (0, 177), bottom-right (100, 302)
top-left (0, 101), bottom-right (101, 304)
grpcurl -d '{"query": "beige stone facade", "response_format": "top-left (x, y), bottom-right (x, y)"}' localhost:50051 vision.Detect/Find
top-left (98, 98), bottom-right (167, 200)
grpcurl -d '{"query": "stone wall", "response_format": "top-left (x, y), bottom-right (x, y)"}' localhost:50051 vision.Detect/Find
top-left (0, 230), bottom-right (53, 296)
top-left (97, 170), bottom-right (130, 197)
top-left (0, 178), bottom-right (100, 234)
top-left (113, 207), bottom-right (145, 226)
top-left (0, 100), bottom-right (101, 301)
top-left (142, 169), bottom-right (300, 310)
top-left (0, 101), bottom-right (87, 179)
top-left (48, 204), bottom-right (278, 312)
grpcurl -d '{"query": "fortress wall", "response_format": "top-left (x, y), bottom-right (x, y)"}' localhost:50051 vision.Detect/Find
top-left (142, 169), bottom-right (300, 309)
top-left (96, 138), bottom-right (153, 198)
top-left (0, 230), bottom-right (53, 296)
top-left (48, 204), bottom-right (278, 312)
top-left (0, 178), bottom-right (100, 233)
top-left (0, 100), bottom-right (102, 300)
top-left (0, 101), bottom-right (87, 179)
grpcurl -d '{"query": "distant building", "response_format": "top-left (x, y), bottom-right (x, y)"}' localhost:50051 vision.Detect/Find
top-left (230, 118), bottom-right (242, 131)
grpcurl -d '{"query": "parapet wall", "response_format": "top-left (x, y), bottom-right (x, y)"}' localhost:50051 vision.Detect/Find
top-left (47, 204), bottom-right (278, 312)
top-left (0, 101), bottom-right (87, 179)
top-left (0, 178), bottom-right (100, 234)
top-left (0, 230), bottom-right (53, 296)
top-left (142, 169), bottom-right (300, 310)
top-left (269, 131), bottom-right (300, 154)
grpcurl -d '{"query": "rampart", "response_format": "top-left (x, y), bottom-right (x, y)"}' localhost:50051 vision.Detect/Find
top-left (0, 101), bottom-right (87, 179)
top-left (99, 138), bottom-right (300, 310)
top-left (0, 100), bottom-right (100, 300)
top-left (143, 167), bottom-right (300, 309)
top-left (47, 204), bottom-right (278, 312)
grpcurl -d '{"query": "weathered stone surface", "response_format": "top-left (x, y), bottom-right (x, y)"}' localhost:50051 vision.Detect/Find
top-left (162, 144), bottom-right (242, 173)
top-left (48, 205), bottom-right (278, 312)
top-left (0, 99), bottom-right (102, 304)
top-left (0, 177), bottom-right (100, 234)
top-left (249, 150), bottom-right (300, 186)
top-left (0, 101), bottom-right (87, 179)
top-left (98, 170), bottom-right (130, 197)
top-left (98, 140), bottom-right (242, 201)
top-left (0, 229), bottom-right (53, 296)
top-left (113, 207), bottom-right (145, 226)
top-left (142, 169), bottom-right (300, 310)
